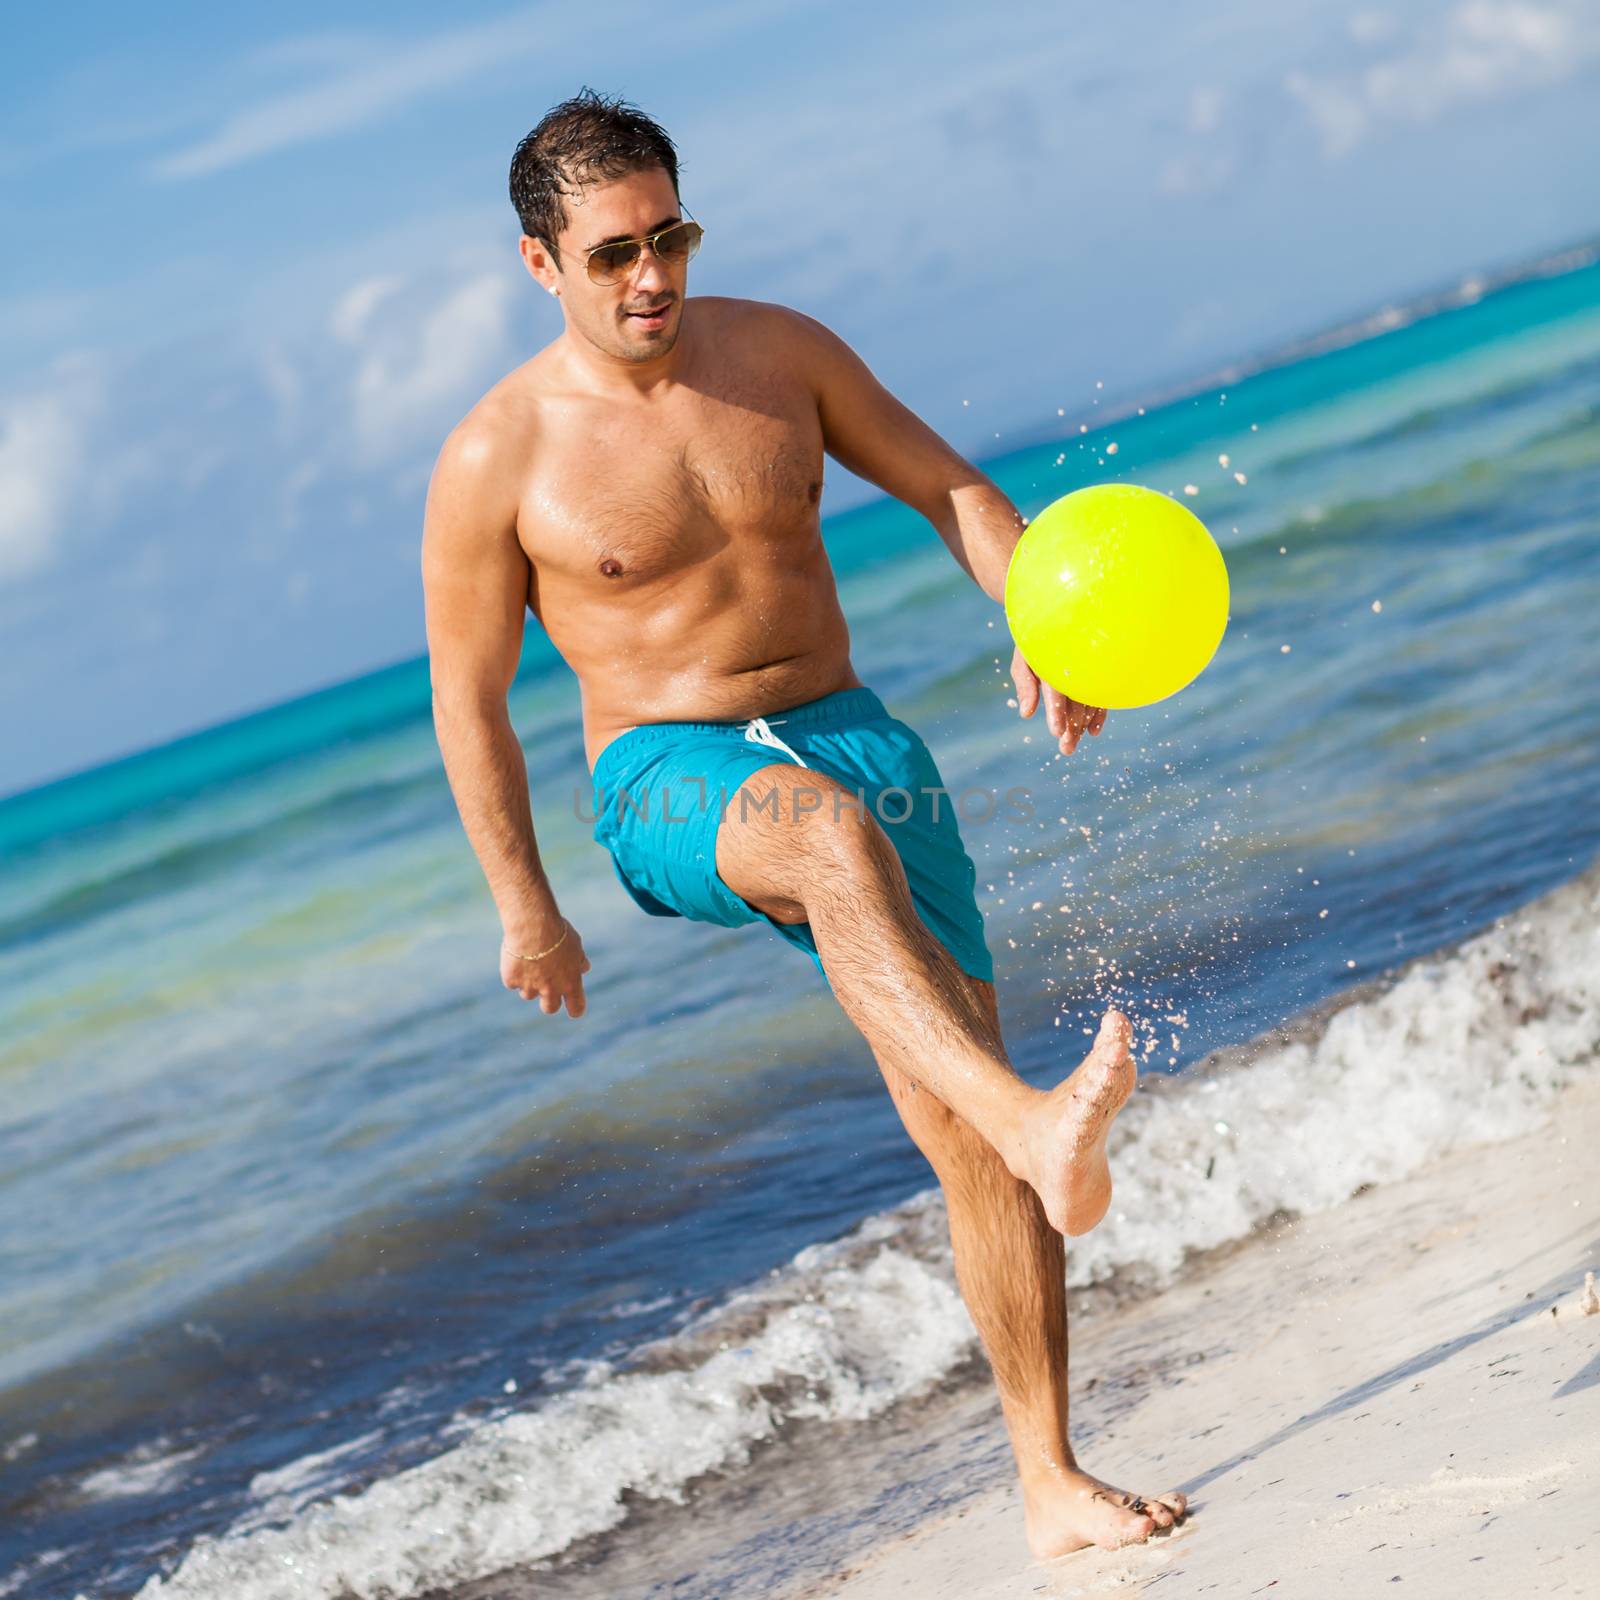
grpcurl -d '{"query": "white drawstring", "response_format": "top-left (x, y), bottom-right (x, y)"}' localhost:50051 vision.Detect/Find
top-left (742, 715), bottom-right (810, 768)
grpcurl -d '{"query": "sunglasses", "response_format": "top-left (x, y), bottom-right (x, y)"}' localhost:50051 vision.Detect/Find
top-left (580, 216), bottom-right (704, 286)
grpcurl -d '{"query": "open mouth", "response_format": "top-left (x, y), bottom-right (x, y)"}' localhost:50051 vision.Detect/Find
top-left (624, 301), bottom-right (674, 326)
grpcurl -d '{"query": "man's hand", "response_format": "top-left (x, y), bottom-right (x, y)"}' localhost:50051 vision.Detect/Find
top-left (1011, 644), bottom-right (1108, 756)
top-left (500, 919), bottom-right (591, 1018)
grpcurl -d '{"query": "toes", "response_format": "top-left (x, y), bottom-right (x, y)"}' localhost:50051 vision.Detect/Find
top-left (1096, 1009), bottom-right (1133, 1054)
top-left (1125, 1492), bottom-right (1173, 1529)
top-left (1113, 1513), bottom-right (1157, 1548)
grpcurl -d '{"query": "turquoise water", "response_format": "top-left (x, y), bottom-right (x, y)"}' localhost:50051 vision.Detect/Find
top-left (2, 251), bottom-right (1599, 1599)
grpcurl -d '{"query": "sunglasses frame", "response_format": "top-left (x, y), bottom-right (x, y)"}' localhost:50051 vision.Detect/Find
top-left (580, 210), bottom-right (704, 286)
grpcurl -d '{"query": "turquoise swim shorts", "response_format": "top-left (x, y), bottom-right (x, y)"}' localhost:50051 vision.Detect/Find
top-left (589, 685), bottom-right (995, 985)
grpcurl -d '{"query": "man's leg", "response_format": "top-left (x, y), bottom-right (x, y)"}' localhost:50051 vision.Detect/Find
top-left (878, 972), bottom-right (1187, 1557)
top-left (716, 765), bottom-right (1184, 1554)
top-left (715, 763), bottom-right (1135, 1236)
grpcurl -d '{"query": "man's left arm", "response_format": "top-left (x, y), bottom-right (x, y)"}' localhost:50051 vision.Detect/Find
top-left (786, 307), bottom-right (1106, 756)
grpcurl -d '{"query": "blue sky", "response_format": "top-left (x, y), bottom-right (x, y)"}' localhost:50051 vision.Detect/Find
top-left (3, 0), bottom-right (1598, 797)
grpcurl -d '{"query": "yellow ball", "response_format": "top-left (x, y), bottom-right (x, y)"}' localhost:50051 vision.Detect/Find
top-left (1004, 483), bottom-right (1230, 710)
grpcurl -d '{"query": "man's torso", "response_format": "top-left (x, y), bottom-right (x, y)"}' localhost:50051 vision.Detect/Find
top-left (463, 297), bottom-right (861, 769)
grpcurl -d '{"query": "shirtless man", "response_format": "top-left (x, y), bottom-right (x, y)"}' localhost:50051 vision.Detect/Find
top-left (421, 90), bottom-right (1187, 1561)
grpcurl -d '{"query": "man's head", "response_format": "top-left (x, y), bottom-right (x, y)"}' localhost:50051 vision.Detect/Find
top-left (510, 90), bottom-right (695, 364)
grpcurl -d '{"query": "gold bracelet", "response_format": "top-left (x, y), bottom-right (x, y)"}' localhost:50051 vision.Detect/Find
top-left (512, 922), bottom-right (569, 961)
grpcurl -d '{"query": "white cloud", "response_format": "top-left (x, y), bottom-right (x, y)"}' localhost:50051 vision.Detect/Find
top-left (1289, 0), bottom-right (1600, 157)
top-left (147, 9), bottom-right (555, 181)
top-left (258, 340), bottom-right (304, 441)
top-left (1161, 86), bottom-right (1234, 194)
top-left (348, 271), bottom-right (519, 461)
top-left (1189, 85), bottom-right (1227, 135)
top-left (1349, 10), bottom-right (1401, 44)
top-left (330, 276), bottom-right (406, 346)
top-left (0, 358), bottom-right (104, 582)
top-left (1283, 70), bottom-right (1372, 159)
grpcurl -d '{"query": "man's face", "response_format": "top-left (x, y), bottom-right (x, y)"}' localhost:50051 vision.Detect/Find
top-left (550, 166), bottom-right (689, 363)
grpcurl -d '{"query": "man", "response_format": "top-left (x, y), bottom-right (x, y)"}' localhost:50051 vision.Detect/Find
top-left (421, 89), bottom-right (1187, 1560)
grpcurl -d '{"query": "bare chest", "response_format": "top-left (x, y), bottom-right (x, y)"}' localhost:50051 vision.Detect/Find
top-left (520, 384), bottom-right (825, 593)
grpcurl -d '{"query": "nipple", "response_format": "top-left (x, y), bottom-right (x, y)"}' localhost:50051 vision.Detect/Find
top-left (598, 557), bottom-right (624, 578)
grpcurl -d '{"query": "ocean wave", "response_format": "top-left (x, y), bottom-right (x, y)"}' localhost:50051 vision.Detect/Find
top-left (1266, 350), bottom-right (1600, 474)
top-left (121, 858), bottom-right (1598, 1600)
top-left (0, 767), bottom-right (451, 959)
top-left (76, 1441), bottom-right (204, 1504)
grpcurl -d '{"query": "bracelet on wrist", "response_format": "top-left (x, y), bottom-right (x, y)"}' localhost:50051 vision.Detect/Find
top-left (510, 922), bottom-right (569, 962)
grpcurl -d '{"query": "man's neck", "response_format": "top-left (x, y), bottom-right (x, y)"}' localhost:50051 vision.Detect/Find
top-left (559, 314), bottom-right (690, 397)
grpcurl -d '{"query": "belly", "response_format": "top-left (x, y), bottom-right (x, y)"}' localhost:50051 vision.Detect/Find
top-left (569, 565), bottom-right (860, 768)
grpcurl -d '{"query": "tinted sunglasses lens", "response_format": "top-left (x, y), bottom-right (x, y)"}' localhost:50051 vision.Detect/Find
top-left (652, 221), bottom-right (703, 263)
top-left (586, 242), bottom-right (641, 284)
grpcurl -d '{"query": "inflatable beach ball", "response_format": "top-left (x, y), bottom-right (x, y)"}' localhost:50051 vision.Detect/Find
top-left (1004, 483), bottom-right (1230, 710)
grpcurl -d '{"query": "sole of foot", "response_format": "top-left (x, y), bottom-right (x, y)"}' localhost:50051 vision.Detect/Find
top-left (1028, 1009), bottom-right (1137, 1236)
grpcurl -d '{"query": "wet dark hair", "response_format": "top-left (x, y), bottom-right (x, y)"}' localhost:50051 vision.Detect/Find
top-left (508, 88), bottom-right (680, 265)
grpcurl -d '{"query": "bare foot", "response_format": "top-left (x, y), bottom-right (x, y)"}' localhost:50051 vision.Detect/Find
top-left (1020, 1010), bottom-right (1137, 1235)
top-left (1024, 1467), bottom-right (1189, 1560)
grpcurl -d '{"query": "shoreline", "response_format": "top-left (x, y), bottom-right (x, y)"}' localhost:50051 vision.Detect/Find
top-left (100, 863), bottom-right (1599, 1600)
top-left (808, 1072), bottom-right (1600, 1598)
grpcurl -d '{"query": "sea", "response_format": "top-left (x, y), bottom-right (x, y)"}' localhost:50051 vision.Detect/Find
top-left (3, 243), bottom-right (1599, 1600)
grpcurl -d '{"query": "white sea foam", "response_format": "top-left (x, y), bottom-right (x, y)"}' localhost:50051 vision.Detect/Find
top-left (0, 1547), bottom-right (67, 1598)
top-left (129, 1246), bottom-right (970, 1600)
top-left (232, 1431), bottom-right (388, 1536)
top-left (1068, 863), bottom-right (1600, 1290)
top-left (124, 862), bottom-right (1599, 1600)
top-left (77, 1441), bottom-right (202, 1502)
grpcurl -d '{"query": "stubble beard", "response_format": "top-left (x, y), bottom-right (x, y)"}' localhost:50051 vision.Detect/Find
top-left (618, 326), bottom-right (680, 361)
top-left (613, 297), bottom-right (683, 362)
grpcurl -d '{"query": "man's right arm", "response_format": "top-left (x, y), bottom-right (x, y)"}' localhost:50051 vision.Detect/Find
top-left (421, 425), bottom-right (588, 1018)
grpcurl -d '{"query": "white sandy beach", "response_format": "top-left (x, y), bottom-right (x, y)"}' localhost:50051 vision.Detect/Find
top-left (812, 1073), bottom-right (1600, 1599)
